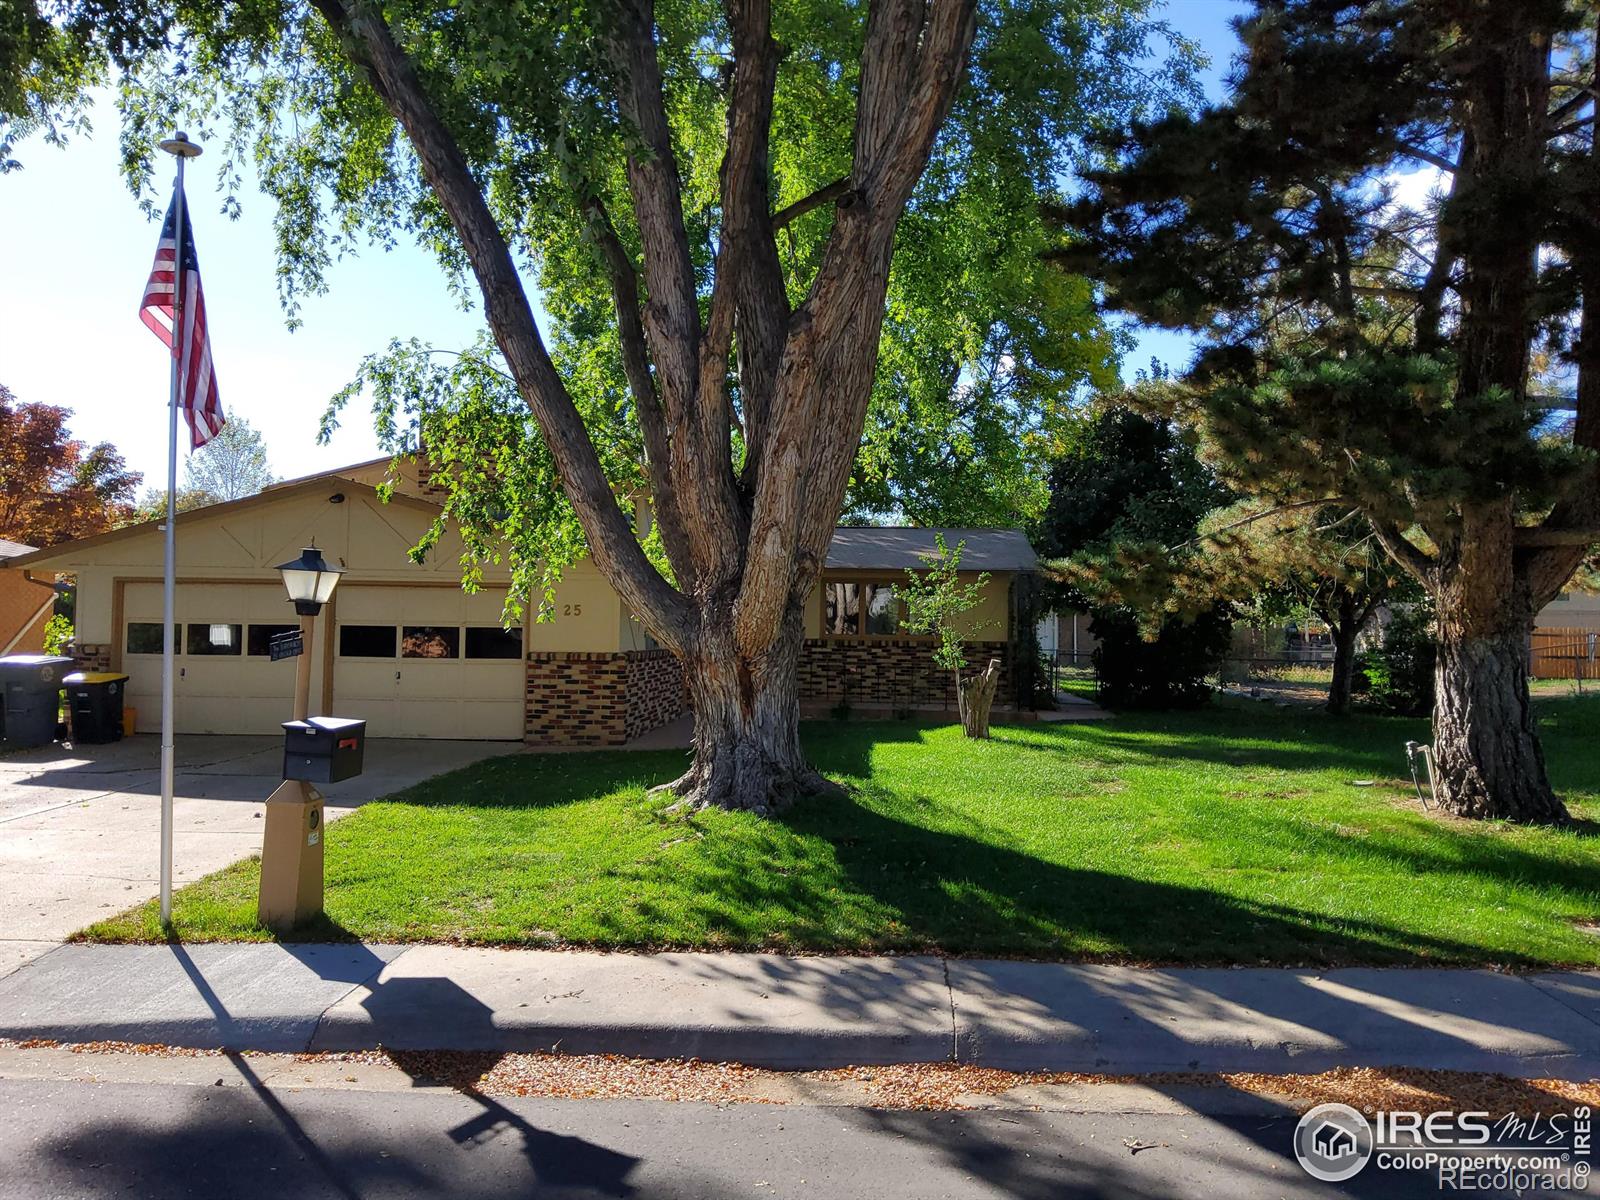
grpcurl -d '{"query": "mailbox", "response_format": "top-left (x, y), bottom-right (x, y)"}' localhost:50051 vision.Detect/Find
top-left (282, 716), bottom-right (366, 783)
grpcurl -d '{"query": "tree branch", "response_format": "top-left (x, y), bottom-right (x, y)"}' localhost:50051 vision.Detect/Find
top-left (1514, 526), bottom-right (1600, 548)
top-left (1396, 140), bottom-right (1458, 173)
top-left (733, 0), bottom-right (978, 659)
top-left (599, 0), bottom-right (704, 432)
top-left (1369, 517), bottom-right (1436, 585)
top-left (1547, 81), bottom-right (1597, 129)
top-left (772, 177), bottom-right (851, 228)
top-left (576, 187), bottom-right (698, 585)
top-left (311, 0), bottom-right (691, 643)
top-left (715, 0), bottom-right (789, 496)
top-left (601, 0), bottom-right (743, 584)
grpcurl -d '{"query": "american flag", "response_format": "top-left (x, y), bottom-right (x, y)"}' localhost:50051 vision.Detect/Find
top-left (139, 188), bottom-right (225, 448)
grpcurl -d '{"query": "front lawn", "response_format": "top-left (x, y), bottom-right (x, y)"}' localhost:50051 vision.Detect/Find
top-left (81, 697), bottom-right (1600, 965)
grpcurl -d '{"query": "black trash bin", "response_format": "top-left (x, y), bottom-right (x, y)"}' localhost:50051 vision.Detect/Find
top-left (283, 716), bottom-right (367, 784)
top-left (64, 672), bottom-right (129, 744)
top-left (0, 655), bottom-right (74, 749)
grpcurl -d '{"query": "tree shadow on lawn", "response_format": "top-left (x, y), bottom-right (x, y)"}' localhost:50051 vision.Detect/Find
top-left (582, 775), bottom-right (1593, 966)
top-left (322, 715), bottom-right (1600, 965)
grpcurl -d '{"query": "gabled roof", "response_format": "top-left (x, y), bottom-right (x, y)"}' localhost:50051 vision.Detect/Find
top-left (2, 474), bottom-right (443, 570)
top-left (825, 527), bottom-right (1038, 572)
top-left (0, 538), bottom-right (37, 559)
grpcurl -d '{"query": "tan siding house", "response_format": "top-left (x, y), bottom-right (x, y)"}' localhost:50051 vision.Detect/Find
top-left (7, 458), bottom-right (1037, 745)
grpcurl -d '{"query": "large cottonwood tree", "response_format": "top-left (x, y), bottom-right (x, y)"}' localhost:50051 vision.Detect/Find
top-left (5, 0), bottom-right (1181, 810)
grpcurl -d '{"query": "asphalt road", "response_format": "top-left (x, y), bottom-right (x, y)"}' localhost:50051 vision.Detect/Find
top-left (0, 1074), bottom-right (1526, 1200)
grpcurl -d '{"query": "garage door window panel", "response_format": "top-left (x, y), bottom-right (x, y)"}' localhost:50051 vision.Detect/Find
top-left (403, 626), bottom-right (460, 659)
top-left (186, 623), bottom-right (243, 656)
top-left (247, 624), bottom-right (299, 656)
top-left (465, 626), bottom-right (522, 659)
top-left (340, 625), bottom-right (398, 658)
top-left (126, 623), bottom-right (179, 655)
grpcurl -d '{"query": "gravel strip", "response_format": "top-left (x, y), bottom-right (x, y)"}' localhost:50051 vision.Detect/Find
top-left (2, 1038), bottom-right (1592, 1113)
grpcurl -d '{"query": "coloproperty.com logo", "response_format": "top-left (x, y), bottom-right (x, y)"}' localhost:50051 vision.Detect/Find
top-left (1293, 1102), bottom-right (1593, 1191)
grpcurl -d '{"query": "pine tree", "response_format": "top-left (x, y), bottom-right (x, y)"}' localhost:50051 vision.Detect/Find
top-left (1058, 0), bottom-right (1598, 822)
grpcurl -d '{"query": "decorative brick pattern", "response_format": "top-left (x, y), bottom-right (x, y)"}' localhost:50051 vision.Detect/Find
top-left (525, 652), bottom-right (629, 746)
top-left (525, 649), bottom-right (688, 747)
top-left (625, 650), bottom-right (689, 741)
top-left (797, 638), bottom-right (1012, 710)
top-left (527, 640), bottom-right (1013, 745)
top-left (67, 641), bottom-right (112, 672)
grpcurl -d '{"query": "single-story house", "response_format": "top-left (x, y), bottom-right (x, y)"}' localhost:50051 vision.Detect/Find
top-left (6, 456), bottom-right (1039, 746)
top-left (0, 538), bottom-right (59, 655)
top-left (1536, 589), bottom-right (1600, 632)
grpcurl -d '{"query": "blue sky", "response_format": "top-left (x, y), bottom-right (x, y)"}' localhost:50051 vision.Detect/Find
top-left (0, 0), bottom-right (1246, 489)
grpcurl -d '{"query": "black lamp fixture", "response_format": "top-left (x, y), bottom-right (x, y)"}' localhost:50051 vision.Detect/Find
top-left (275, 545), bottom-right (345, 616)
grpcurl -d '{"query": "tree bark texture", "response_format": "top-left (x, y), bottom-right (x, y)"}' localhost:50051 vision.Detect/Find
top-left (957, 658), bottom-right (1001, 739)
top-left (1431, 504), bottom-right (1567, 823)
top-left (659, 602), bottom-right (841, 813)
top-left (1432, 626), bottom-right (1564, 823)
top-left (1404, 9), bottom-right (1571, 823)
top-left (313, 0), bottom-right (978, 810)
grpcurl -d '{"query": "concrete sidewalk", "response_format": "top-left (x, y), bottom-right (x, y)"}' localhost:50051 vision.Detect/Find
top-left (0, 943), bottom-right (1597, 1078)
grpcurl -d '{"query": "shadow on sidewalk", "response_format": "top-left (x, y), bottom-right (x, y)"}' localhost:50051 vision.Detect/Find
top-left (161, 939), bottom-right (641, 1198)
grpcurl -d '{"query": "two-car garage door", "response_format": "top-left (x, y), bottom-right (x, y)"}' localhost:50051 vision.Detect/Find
top-left (121, 581), bottom-right (524, 740)
top-left (330, 584), bottom-right (525, 740)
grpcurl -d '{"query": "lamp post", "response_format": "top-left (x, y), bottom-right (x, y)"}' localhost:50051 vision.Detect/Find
top-left (257, 546), bottom-right (344, 929)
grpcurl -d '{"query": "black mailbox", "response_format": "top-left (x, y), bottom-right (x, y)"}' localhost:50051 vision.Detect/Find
top-left (282, 716), bottom-right (366, 783)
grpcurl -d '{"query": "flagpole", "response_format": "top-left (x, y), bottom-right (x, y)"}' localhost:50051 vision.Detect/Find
top-left (156, 131), bottom-right (202, 926)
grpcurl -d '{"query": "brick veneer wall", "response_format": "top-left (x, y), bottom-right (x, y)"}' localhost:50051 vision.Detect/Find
top-left (625, 650), bottom-right (689, 741)
top-left (797, 639), bottom-right (1012, 710)
top-left (68, 641), bottom-right (112, 672)
top-left (526, 649), bottom-right (688, 747)
top-left (525, 652), bottom-right (629, 746)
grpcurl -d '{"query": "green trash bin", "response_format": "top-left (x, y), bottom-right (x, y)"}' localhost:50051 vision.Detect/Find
top-left (0, 655), bottom-right (73, 749)
top-left (65, 672), bottom-right (129, 744)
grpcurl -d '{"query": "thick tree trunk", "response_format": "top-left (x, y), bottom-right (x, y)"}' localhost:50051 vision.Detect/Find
top-left (662, 603), bottom-right (840, 814)
top-left (1327, 618), bottom-right (1357, 716)
top-left (957, 658), bottom-right (1001, 739)
top-left (1432, 627), bottom-right (1566, 823)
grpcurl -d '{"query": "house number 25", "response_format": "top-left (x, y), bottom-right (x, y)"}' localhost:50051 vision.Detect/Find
top-left (562, 603), bottom-right (583, 617)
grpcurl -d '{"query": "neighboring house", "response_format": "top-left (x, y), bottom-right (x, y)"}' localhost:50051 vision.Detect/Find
top-left (0, 538), bottom-right (59, 655)
top-left (5, 457), bottom-right (1039, 746)
top-left (1532, 589), bottom-right (1600, 680)
top-left (1536, 589), bottom-right (1600, 631)
top-left (1036, 609), bottom-right (1098, 662)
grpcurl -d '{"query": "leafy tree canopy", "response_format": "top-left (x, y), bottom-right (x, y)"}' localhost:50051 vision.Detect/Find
top-left (6, 0), bottom-right (1196, 598)
top-left (0, 383), bottom-right (141, 546)
top-left (183, 414), bottom-right (275, 500)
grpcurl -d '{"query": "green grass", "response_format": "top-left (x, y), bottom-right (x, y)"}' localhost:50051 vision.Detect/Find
top-left (79, 696), bottom-right (1600, 966)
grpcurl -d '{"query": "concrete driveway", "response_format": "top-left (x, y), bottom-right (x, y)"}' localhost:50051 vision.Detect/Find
top-left (0, 735), bottom-right (520, 973)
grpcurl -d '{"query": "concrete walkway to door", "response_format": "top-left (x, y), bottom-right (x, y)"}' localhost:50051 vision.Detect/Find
top-left (0, 734), bottom-right (520, 976)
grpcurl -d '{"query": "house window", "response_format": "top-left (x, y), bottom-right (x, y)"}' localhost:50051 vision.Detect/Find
top-left (186, 623), bottom-right (243, 656)
top-left (822, 579), bottom-right (907, 638)
top-left (465, 626), bottom-right (523, 659)
top-left (126, 623), bottom-right (178, 655)
top-left (823, 581), bottom-right (860, 635)
top-left (402, 625), bottom-right (460, 659)
top-left (339, 624), bottom-right (397, 658)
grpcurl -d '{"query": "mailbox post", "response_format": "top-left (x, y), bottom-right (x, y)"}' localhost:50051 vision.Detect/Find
top-left (258, 547), bottom-right (345, 930)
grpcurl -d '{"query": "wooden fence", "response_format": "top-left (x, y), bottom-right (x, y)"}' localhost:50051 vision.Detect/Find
top-left (1530, 627), bottom-right (1600, 680)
